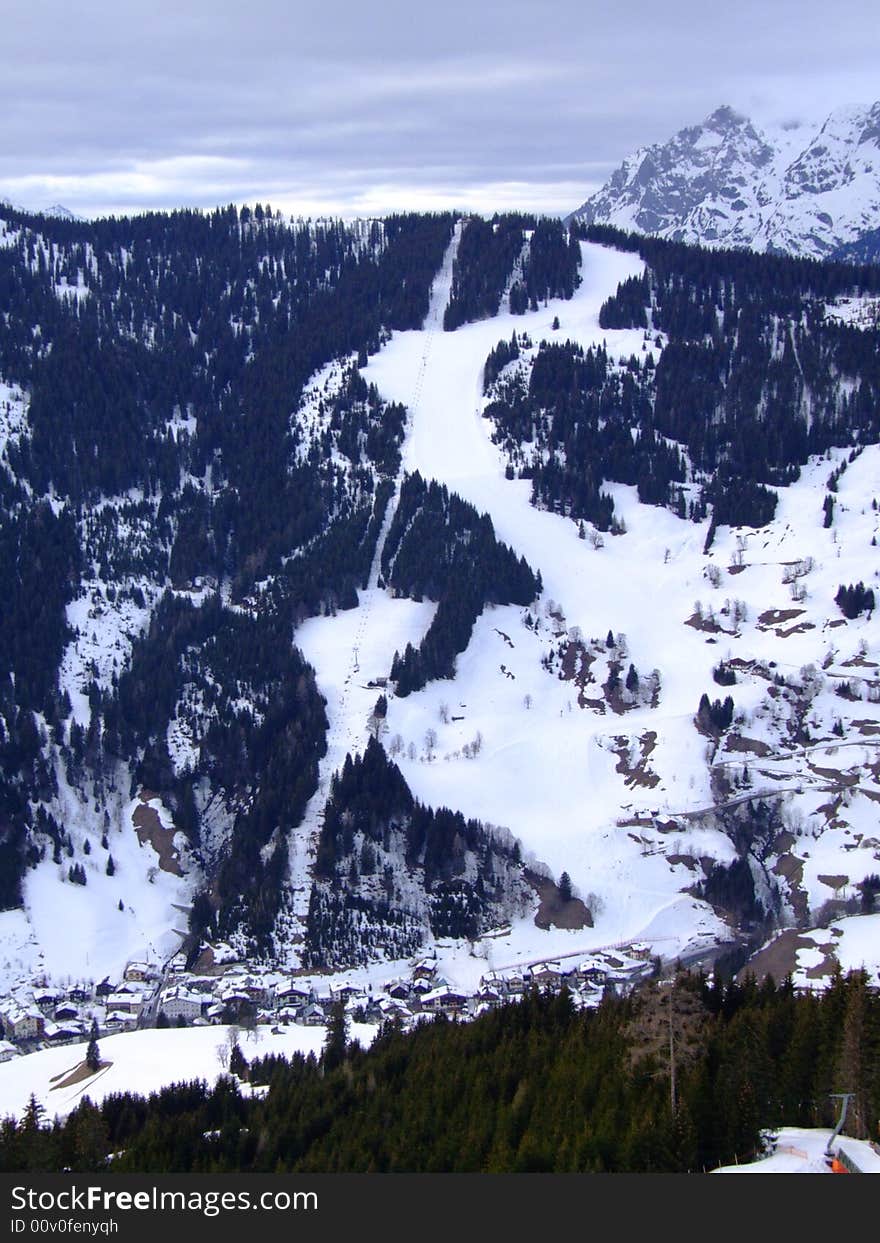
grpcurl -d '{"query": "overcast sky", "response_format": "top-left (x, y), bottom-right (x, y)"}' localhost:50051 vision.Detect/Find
top-left (2, 1), bottom-right (878, 220)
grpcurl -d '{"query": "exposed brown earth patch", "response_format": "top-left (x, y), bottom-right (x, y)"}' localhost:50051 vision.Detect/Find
top-left (757, 608), bottom-right (805, 628)
top-left (558, 640), bottom-right (604, 711)
top-left (684, 612), bottom-right (733, 634)
top-left (817, 873), bottom-right (849, 892)
top-left (803, 941), bottom-right (841, 980)
top-left (610, 732), bottom-right (661, 789)
top-left (773, 853), bottom-right (810, 924)
top-left (730, 934), bottom-right (820, 989)
top-left (527, 870), bottom-right (593, 931)
top-left (133, 792), bottom-right (183, 876)
top-left (51, 1059), bottom-right (112, 1090)
top-left (807, 760), bottom-right (859, 786)
top-left (778, 622), bottom-right (816, 637)
top-left (725, 733), bottom-right (773, 757)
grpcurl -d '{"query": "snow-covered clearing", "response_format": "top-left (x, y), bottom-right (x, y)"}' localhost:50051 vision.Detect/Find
top-left (22, 797), bottom-right (190, 986)
top-left (0, 1022), bottom-right (377, 1123)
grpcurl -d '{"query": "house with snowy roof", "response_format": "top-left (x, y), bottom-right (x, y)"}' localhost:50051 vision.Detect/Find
top-left (0, 1004), bottom-right (45, 1042)
top-left (161, 988), bottom-right (207, 1022)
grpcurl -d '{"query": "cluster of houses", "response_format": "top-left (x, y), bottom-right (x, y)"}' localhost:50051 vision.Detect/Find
top-left (0, 942), bottom-right (657, 1060)
top-left (0, 960), bottom-right (159, 1055)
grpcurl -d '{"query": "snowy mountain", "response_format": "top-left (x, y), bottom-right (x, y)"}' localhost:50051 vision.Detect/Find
top-left (571, 103), bottom-right (880, 259)
top-left (1, 201), bottom-right (880, 1036)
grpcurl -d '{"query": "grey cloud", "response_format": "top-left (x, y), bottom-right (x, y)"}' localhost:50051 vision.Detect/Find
top-left (1, 1), bottom-right (877, 217)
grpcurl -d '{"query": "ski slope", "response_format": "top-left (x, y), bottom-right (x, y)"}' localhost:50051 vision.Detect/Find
top-left (281, 226), bottom-right (461, 963)
top-left (284, 242), bottom-right (732, 959)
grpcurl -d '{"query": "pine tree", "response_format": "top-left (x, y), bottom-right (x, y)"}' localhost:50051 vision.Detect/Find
top-left (322, 1001), bottom-right (349, 1073)
top-left (85, 1020), bottom-right (101, 1073)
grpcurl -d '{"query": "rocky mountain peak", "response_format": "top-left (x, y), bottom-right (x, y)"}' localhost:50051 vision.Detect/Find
top-left (572, 102), bottom-right (880, 259)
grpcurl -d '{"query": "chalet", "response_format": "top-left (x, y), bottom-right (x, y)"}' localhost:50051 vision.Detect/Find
top-left (161, 989), bottom-right (205, 1022)
top-left (476, 985), bottom-right (504, 1007)
top-left (502, 972), bottom-right (526, 995)
top-left (185, 977), bottom-right (217, 995)
top-left (362, 1000), bottom-right (385, 1024)
top-left (274, 983), bottom-right (313, 1007)
top-left (123, 961), bottom-right (154, 983)
top-left (330, 982), bottom-right (363, 1002)
top-left (240, 977), bottom-right (272, 1006)
top-left (377, 998), bottom-right (411, 1022)
top-left (113, 981), bottom-right (145, 997)
top-left (104, 1010), bottom-right (138, 1031)
top-left (0, 1005), bottom-right (45, 1042)
top-left (95, 979), bottom-right (115, 999)
top-left (0, 1039), bottom-right (19, 1062)
top-left (46, 1023), bottom-right (84, 1044)
top-left (386, 981), bottom-right (412, 1002)
top-left (300, 1003), bottom-right (326, 1027)
top-left (217, 987), bottom-right (252, 1008)
top-left (412, 960), bottom-right (437, 982)
top-left (420, 985), bottom-right (468, 1014)
top-left (54, 1003), bottom-right (80, 1022)
top-left (574, 962), bottom-right (608, 987)
top-left (105, 993), bottom-right (143, 1016)
top-left (32, 987), bottom-right (61, 1010)
top-left (530, 962), bottom-right (564, 988)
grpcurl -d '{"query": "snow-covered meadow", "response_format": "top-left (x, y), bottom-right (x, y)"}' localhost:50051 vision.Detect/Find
top-left (0, 1022), bottom-right (377, 1123)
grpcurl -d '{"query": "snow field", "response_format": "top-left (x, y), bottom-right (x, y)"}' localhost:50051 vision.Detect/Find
top-left (0, 1022), bottom-right (377, 1123)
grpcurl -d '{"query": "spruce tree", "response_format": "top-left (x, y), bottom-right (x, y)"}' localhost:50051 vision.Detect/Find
top-left (85, 1020), bottom-right (101, 1073)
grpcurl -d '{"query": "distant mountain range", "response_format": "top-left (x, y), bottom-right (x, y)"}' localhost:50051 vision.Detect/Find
top-left (571, 102), bottom-right (880, 261)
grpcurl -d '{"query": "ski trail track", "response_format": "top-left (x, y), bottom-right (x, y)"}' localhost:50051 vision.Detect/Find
top-left (285, 237), bottom-right (727, 964)
top-left (282, 224), bottom-right (462, 961)
top-left (359, 241), bottom-right (731, 947)
top-left (368, 241), bottom-right (710, 716)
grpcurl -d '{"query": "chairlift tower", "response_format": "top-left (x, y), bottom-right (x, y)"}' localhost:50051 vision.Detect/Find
top-left (825, 1093), bottom-right (856, 1156)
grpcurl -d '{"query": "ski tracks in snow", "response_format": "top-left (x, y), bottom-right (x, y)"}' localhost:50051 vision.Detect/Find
top-left (281, 223), bottom-right (463, 960)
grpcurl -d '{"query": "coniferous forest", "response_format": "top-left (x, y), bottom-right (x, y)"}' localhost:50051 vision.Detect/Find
top-left (1, 969), bottom-right (877, 1173)
top-left (0, 205), bottom-right (455, 940)
top-left (482, 223), bottom-right (880, 531)
top-left (2, 200), bottom-right (880, 1154)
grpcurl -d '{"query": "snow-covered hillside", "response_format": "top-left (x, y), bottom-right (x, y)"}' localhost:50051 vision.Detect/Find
top-left (571, 103), bottom-right (880, 258)
top-left (0, 1022), bottom-right (377, 1122)
top-left (2, 208), bottom-right (880, 1017)
top-left (277, 238), bottom-right (880, 979)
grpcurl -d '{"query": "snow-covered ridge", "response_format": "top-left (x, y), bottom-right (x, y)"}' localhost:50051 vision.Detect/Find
top-left (572, 102), bottom-right (880, 259)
